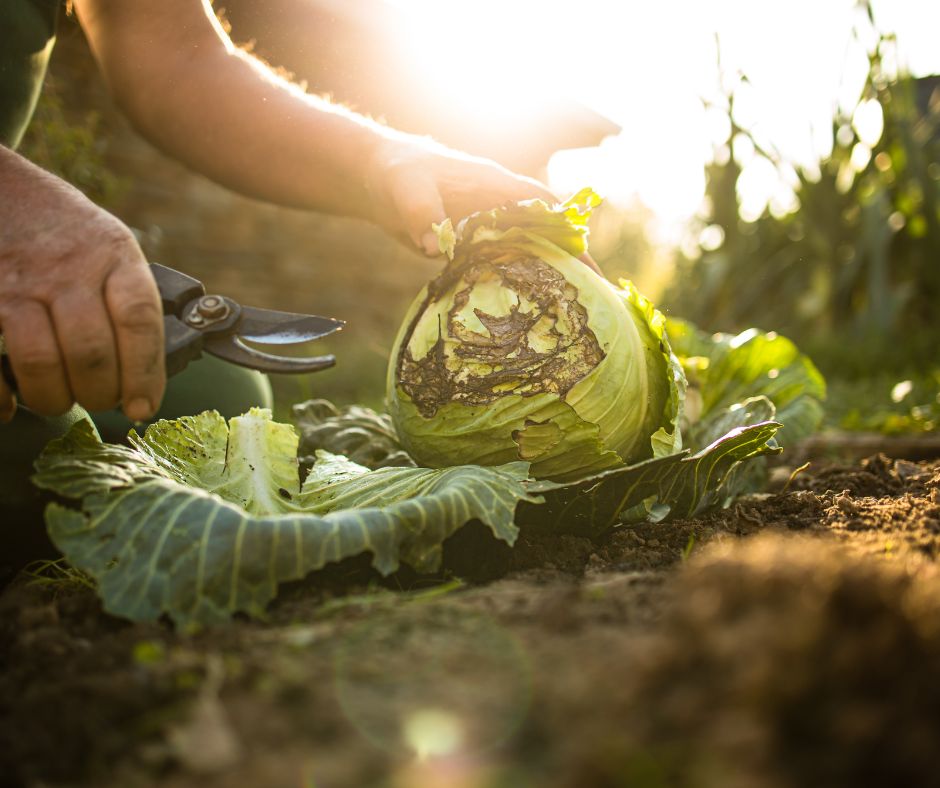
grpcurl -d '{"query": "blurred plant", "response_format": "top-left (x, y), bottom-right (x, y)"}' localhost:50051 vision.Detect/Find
top-left (664, 2), bottom-right (940, 376)
top-left (17, 75), bottom-right (121, 208)
top-left (826, 369), bottom-right (940, 434)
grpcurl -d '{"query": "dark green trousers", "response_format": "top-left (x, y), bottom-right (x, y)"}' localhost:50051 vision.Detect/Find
top-left (89, 355), bottom-right (273, 443)
top-left (0, 356), bottom-right (272, 580)
top-left (0, 0), bottom-right (60, 149)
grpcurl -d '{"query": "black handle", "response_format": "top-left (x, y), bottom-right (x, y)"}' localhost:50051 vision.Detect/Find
top-left (149, 262), bottom-right (204, 314)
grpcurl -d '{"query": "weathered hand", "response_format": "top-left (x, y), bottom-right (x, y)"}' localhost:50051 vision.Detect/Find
top-left (367, 136), bottom-right (602, 273)
top-left (0, 148), bottom-right (164, 423)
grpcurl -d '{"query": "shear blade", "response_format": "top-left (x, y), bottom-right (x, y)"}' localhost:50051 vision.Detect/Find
top-left (205, 334), bottom-right (336, 374)
top-left (236, 305), bottom-right (344, 345)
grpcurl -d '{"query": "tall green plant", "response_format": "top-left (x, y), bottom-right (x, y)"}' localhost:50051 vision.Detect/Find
top-left (665, 8), bottom-right (940, 375)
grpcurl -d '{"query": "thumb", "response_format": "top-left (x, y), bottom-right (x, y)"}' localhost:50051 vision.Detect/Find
top-left (386, 167), bottom-right (447, 256)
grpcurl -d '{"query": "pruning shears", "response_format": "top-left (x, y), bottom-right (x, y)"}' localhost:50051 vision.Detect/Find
top-left (1, 263), bottom-right (344, 388)
top-left (152, 263), bottom-right (343, 376)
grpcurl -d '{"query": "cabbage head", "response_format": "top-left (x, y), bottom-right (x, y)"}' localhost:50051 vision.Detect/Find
top-left (386, 189), bottom-right (685, 481)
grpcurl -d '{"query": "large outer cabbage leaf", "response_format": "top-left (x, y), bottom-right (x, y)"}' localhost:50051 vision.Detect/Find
top-left (521, 420), bottom-right (782, 538)
top-left (32, 410), bottom-right (538, 628)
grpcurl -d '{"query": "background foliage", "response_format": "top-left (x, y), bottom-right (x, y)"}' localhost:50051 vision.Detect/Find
top-left (18, 75), bottom-right (121, 208)
top-left (19, 5), bottom-right (940, 435)
top-left (664, 7), bottom-right (940, 380)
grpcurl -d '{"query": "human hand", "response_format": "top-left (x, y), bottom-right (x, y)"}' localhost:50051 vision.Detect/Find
top-left (0, 149), bottom-right (165, 423)
top-left (366, 136), bottom-right (602, 273)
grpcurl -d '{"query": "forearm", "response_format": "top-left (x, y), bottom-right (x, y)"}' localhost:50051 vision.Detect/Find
top-left (0, 145), bottom-right (88, 243)
top-left (71, 0), bottom-right (563, 257)
top-left (73, 0), bottom-right (403, 219)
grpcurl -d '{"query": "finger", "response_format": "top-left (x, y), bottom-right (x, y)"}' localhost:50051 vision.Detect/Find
top-left (494, 172), bottom-right (558, 205)
top-left (1, 302), bottom-right (73, 416)
top-left (449, 168), bottom-right (604, 273)
top-left (387, 167), bottom-right (447, 256)
top-left (50, 287), bottom-right (120, 412)
top-left (440, 166), bottom-right (558, 224)
top-left (104, 261), bottom-right (165, 422)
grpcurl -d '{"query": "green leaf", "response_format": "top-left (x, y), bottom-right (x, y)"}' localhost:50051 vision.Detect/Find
top-left (520, 421), bottom-right (782, 538)
top-left (300, 450), bottom-right (373, 495)
top-left (389, 390), bottom-right (626, 484)
top-left (33, 410), bottom-right (538, 628)
top-left (447, 187), bottom-right (602, 261)
top-left (615, 279), bottom-right (686, 459)
top-left (667, 320), bottom-right (826, 450)
top-left (291, 399), bottom-right (414, 470)
top-left (30, 418), bottom-right (166, 498)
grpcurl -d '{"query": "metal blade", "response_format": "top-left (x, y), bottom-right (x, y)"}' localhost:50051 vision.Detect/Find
top-left (204, 333), bottom-right (336, 374)
top-left (235, 305), bottom-right (344, 345)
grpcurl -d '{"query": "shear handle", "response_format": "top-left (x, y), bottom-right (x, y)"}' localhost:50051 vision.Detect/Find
top-left (150, 263), bottom-right (205, 315)
top-left (163, 315), bottom-right (206, 378)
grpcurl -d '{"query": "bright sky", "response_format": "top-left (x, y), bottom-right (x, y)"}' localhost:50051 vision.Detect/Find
top-left (389, 0), bottom-right (940, 235)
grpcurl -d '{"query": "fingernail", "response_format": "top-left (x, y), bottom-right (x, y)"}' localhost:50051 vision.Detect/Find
top-left (421, 232), bottom-right (439, 256)
top-left (125, 397), bottom-right (154, 423)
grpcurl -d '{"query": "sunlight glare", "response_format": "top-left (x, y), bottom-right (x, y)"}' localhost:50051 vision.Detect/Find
top-left (386, 0), bottom-right (566, 122)
top-left (547, 134), bottom-right (707, 231)
top-left (404, 708), bottom-right (465, 761)
top-left (850, 142), bottom-right (872, 172)
top-left (853, 99), bottom-right (885, 147)
top-left (738, 157), bottom-right (780, 221)
top-left (389, 0), bottom-right (940, 231)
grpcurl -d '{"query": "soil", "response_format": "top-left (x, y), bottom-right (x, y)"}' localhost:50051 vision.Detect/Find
top-left (3, 449), bottom-right (940, 788)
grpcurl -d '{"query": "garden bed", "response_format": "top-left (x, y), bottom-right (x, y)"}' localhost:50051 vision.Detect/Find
top-left (3, 447), bottom-right (940, 788)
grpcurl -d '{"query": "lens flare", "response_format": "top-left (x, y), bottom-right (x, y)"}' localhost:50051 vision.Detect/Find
top-left (404, 708), bottom-right (465, 760)
top-left (333, 605), bottom-right (532, 757)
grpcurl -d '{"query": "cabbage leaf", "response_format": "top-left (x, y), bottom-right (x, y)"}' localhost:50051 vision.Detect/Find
top-left (667, 319), bottom-right (826, 450)
top-left (32, 409), bottom-right (537, 628)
